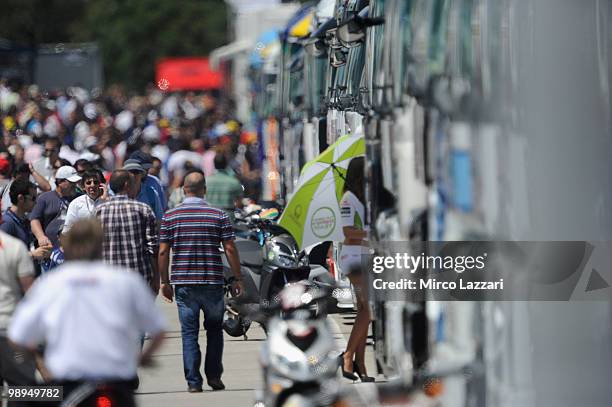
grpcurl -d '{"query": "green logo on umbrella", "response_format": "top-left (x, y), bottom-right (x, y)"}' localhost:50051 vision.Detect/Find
top-left (311, 207), bottom-right (336, 238)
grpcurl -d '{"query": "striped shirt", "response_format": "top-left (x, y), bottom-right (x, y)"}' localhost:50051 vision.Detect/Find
top-left (160, 197), bottom-right (234, 285)
top-left (96, 195), bottom-right (158, 282)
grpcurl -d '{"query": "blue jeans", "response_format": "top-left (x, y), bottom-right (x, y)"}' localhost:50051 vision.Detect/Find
top-left (175, 284), bottom-right (225, 387)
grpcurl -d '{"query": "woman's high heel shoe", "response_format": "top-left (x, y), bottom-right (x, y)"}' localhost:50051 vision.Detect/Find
top-left (342, 368), bottom-right (359, 381)
top-left (353, 361), bottom-right (375, 382)
top-left (339, 352), bottom-right (359, 381)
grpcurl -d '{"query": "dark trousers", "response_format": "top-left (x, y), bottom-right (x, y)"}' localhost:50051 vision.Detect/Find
top-left (175, 285), bottom-right (225, 387)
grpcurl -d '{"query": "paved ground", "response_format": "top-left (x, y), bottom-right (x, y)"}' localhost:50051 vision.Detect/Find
top-left (136, 299), bottom-right (380, 406)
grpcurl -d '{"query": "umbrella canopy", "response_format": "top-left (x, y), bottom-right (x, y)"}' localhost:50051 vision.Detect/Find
top-left (278, 133), bottom-right (365, 249)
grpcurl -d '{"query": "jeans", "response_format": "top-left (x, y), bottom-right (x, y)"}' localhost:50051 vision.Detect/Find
top-left (175, 284), bottom-right (225, 387)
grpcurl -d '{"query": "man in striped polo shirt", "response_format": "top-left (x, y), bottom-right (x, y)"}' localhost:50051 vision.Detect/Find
top-left (158, 172), bottom-right (243, 393)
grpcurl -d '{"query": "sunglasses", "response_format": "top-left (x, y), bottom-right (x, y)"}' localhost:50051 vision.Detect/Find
top-left (84, 179), bottom-right (101, 186)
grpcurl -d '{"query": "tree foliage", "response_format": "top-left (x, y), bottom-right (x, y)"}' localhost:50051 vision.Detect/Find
top-left (73, 0), bottom-right (228, 90)
top-left (0, 0), bottom-right (85, 46)
top-left (0, 0), bottom-right (228, 90)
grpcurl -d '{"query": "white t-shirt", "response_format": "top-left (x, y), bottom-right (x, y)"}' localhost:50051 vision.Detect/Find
top-left (8, 261), bottom-right (165, 380)
top-left (0, 231), bottom-right (34, 333)
top-left (62, 194), bottom-right (103, 234)
top-left (340, 190), bottom-right (365, 230)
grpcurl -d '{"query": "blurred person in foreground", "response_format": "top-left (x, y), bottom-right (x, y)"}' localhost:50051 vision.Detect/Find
top-left (0, 227), bottom-right (37, 397)
top-left (205, 153), bottom-right (243, 221)
top-left (159, 171), bottom-right (243, 392)
top-left (96, 170), bottom-right (159, 293)
top-left (8, 219), bottom-right (166, 406)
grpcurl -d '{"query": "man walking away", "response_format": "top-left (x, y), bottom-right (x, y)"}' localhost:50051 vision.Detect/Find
top-left (0, 230), bottom-right (37, 397)
top-left (205, 154), bottom-right (243, 221)
top-left (158, 172), bottom-right (243, 392)
top-left (96, 170), bottom-right (159, 294)
top-left (8, 219), bottom-right (165, 406)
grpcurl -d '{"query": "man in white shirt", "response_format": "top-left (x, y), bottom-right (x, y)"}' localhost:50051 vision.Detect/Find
top-left (0, 230), bottom-right (37, 389)
top-left (8, 219), bottom-right (165, 399)
top-left (62, 170), bottom-right (108, 234)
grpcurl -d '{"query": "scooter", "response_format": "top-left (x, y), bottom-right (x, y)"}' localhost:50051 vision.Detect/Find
top-left (222, 212), bottom-right (335, 338)
top-left (259, 281), bottom-right (341, 407)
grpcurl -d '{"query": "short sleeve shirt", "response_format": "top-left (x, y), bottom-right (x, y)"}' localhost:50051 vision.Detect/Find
top-left (0, 231), bottom-right (35, 333)
top-left (340, 191), bottom-right (365, 229)
top-left (29, 191), bottom-right (70, 248)
top-left (160, 197), bottom-right (234, 285)
top-left (206, 170), bottom-right (243, 211)
top-left (8, 261), bottom-right (165, 380)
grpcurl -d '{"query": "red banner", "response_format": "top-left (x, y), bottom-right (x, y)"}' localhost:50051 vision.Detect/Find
top-left (155, 57), bottom-right (223, 91)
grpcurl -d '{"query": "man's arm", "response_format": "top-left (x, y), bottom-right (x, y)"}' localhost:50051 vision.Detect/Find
top-left (30, 219), bottom-right (50, 246)
top-left (29, 164), bottom-right (51, 192)
top-left (158, 241), bottom-right (173, 302)
top-left (30, 198), bottom-right (51, 246)
top-left (158, 242), bottom-right (171, 284)
top-left (222, 239), bottom-right (244, 296)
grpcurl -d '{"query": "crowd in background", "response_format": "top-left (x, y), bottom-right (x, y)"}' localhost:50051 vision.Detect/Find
top-left (0, 78), bottom-right (262, 207)
top-left (0, 77), bottom-right (263, 277)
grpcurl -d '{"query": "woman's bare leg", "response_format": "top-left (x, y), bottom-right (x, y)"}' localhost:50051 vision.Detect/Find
top-left (343, 273), bottom-right (370, 373)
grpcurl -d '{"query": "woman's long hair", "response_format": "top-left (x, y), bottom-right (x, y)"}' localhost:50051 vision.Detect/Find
top-left (343, 156), bottom-right (365, 204)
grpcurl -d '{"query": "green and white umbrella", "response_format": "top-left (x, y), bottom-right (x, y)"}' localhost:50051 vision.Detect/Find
top-left (279, 133), bottom-right (365, 249)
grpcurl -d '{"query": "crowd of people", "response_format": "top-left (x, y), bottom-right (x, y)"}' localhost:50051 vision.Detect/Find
top-left (0, 79), bottom-right (262, 206)
top-left (0, 79), bottom-right (251, 403)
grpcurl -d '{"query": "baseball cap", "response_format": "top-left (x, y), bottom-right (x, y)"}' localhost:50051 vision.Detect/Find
top-left (122, 159), bottom-right (145, 173)
top-left (55, 166), bottom-right (82, 183)
top-left (129, 151), bottom-right (153, 170)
